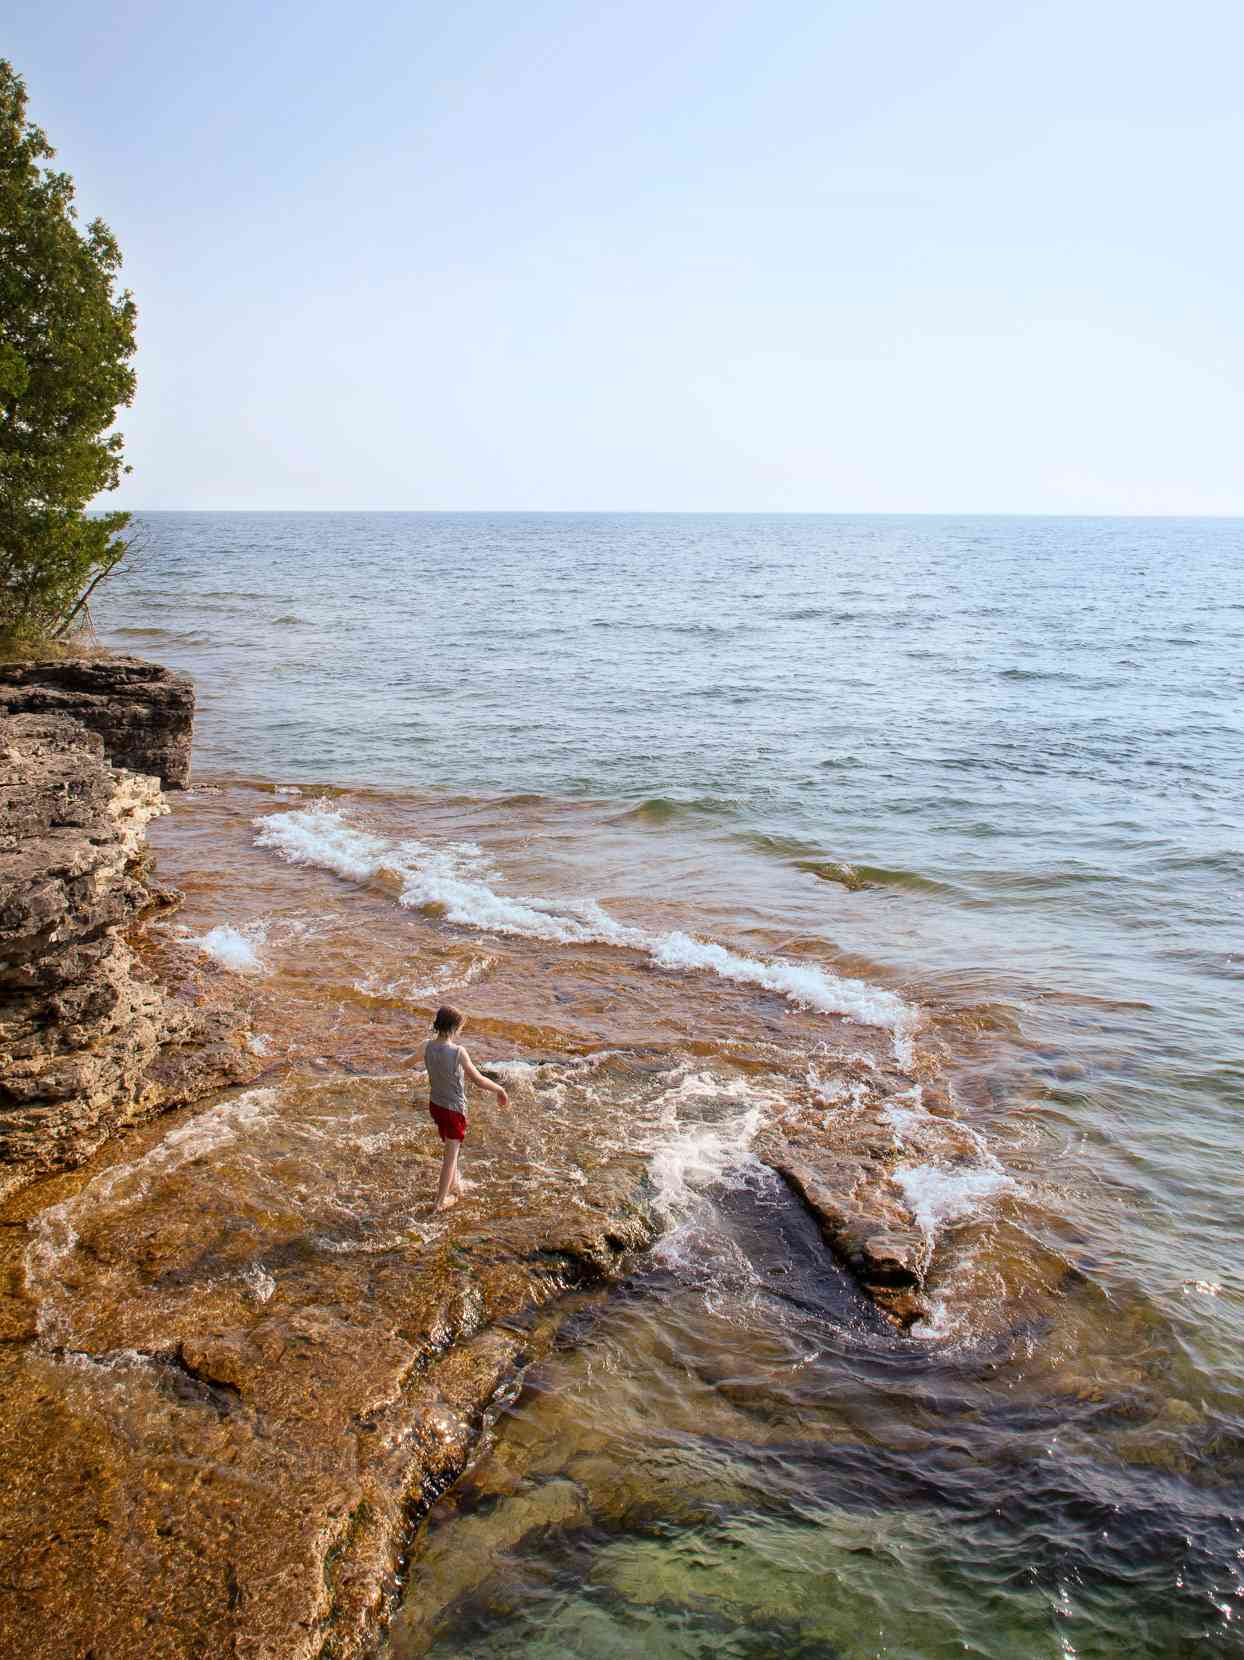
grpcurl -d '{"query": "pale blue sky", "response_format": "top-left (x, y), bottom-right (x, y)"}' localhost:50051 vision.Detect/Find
top-left (10, 0), bottom-right (1244, 512)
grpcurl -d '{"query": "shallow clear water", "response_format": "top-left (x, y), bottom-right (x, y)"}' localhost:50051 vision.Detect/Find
top-left (94, 512), bottom-right (1244, 1653)
top-left (385, 1099), bottom-right (1242, 1660)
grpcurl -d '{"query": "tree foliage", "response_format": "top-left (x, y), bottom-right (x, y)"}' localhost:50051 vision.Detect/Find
top-left (0, 59), bottom-right (137, 642)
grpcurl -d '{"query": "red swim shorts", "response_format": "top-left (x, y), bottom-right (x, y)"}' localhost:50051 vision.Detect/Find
top-left (428, 1103), bottom-right (467, 1142)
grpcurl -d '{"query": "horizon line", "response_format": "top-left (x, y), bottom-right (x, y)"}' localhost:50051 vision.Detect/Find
top-left (107, 507), bottom-right (1244, 520)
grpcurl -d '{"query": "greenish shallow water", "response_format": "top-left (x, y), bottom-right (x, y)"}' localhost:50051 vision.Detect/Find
top-left (379, 1100), bottom-right (1240, 1660)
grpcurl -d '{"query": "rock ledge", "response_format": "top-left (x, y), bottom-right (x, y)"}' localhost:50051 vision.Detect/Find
top-left (0, 655), bottom-right (194, 788)
top-left (0, 711), bottom-right (257, 1200)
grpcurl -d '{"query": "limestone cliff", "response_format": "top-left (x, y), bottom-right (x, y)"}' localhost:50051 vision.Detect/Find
top-left (0, 655), bottom-right (194, 788)
top-left (0, 711), bottom-right (257, 1200)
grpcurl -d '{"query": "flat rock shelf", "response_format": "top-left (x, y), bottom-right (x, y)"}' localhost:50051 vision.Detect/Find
top-left (0, 1072), bottom-right (655, 1660)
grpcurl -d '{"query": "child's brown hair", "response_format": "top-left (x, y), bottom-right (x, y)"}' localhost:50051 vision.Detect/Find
top-left (432, 1004), bottom-right (464, 1036)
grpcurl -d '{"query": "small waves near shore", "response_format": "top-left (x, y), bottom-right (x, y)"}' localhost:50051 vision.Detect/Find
top-left (254, 801), bottom-right (919, 1061)
top-left (91, 511), bottom-right (1244, 1657)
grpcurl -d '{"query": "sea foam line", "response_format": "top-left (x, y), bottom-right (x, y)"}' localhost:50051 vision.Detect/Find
top-left (253, 804), bottom-right (919, 1056)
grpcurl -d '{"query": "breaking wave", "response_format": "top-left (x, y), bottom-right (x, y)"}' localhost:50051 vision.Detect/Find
top-left (254, 804), bottom-right (919, 1059)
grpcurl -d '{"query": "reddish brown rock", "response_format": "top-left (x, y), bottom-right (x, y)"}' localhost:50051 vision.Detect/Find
top-left (0, 1069), bottom-right (655, 1660)
top-left (763, 1146), bottom-right (931, 1328)
top-left (751, 1065), bottom-right (995, 1330)
top-left (868, 1285), bottom-right (930, 1329)
top-left (860, 1232), bottom-right (922, 1286)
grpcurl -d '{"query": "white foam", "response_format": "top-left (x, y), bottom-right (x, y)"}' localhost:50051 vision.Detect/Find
top-left (883, 1085), bottom-right (925, 1138)
top-left (354, 971), bottom-right (399, 999)
top-left (489, 1059), bottom-right (542, 1081)
top-left (808, 1064), bottom-right (871, 1111)
top-left (58, 1347), bottom-right (164, 1378)
top-left (189, 923), bottom-right (267, 974)
top-left (642, 1071), bottom-right (773, 1224)
top-left (893, 1162), bottom-right (1014, 1238)
top-left (892, 1027), bottom-right (916, 1070)
top-left (255, 805), bottom-right (920, 1054)
top-left (399, 853), bottom-right (640, 948)
top-left (910, 1293), bottom-right (956, 1341)
top-left (353, 954), bottom-right (495, 1003)
top-left (635, 1071), bottom-right (779, 1294)
top-left (650, 931), bottom-right (909, 1034)
top-left (410, 952), bottom-right (497, 996)
top-left (242, 1263), bottom-right (276, 1304)
top-left (648, 1109), bottom-right (766, 1225)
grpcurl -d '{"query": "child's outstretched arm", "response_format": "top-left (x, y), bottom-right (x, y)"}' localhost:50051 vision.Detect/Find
top-left (460, 1049), bottom-right (509, 1107)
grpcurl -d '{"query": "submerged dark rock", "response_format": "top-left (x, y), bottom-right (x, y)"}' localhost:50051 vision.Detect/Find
top-left (0, 655), bottom-right (195, 789)
top-left (753, 1069), bottom-right (999, 1331)
top-left (766, 1147), bottom-right (932, 1328)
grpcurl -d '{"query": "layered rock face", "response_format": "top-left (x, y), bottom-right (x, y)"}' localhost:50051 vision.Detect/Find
top-left (0, 656), bottom-right (195, 788)
top-left (0, 712), bottom-right (256, 1200)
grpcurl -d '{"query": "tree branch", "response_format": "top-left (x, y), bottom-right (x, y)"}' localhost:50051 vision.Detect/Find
top-left (51, 545), bottom-right (126, 639)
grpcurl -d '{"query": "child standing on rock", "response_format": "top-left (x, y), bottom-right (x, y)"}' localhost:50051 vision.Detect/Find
top-left (423, 1004), bottom-right (508, 1212)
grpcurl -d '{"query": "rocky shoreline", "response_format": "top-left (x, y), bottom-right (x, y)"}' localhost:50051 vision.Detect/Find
top-left (0, 666), bottom-right (655, 1659)
top-left (0, 1062), bottom-right (658, 1660)
top-left (0, 666), bottom-right (257, 1203)
top-left (0, 655), bottom-right (196, 789)
top-left (0, 657), bottom-right (985, 1659)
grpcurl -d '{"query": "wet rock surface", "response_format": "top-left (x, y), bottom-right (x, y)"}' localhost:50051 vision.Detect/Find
top-left (0, 713), bottom-right (257, 1200)
top-left (0, 656), bottom-right (194, 789)
top-left (756, 1075), bottom-right (949, 1328)
top-left (0, 1023), bottom-right (1188, 1660)
top-left (0, 1071), bottom-right (655, 1660)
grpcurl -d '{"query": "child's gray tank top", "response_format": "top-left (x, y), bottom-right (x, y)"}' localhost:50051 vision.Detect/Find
top-left (425, 1039), bottom-right (466, 1112)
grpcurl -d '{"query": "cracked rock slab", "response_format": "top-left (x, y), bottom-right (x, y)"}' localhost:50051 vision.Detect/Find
top-left (0, 657), bottom-right (195, 790)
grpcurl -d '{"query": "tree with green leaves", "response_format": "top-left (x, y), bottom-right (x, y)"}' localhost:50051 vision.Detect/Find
top-left (1, 59), bottom-right (137, 643)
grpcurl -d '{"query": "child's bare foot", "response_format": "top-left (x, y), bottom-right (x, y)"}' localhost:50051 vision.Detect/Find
top-left (434, 1193), bottom-right (458, 1213)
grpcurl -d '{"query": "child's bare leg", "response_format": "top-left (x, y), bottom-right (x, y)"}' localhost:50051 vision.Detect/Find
top-left (434, 1140), bottom-right (460, 1211)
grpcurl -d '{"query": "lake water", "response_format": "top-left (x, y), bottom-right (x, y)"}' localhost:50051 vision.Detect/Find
top-left (96, 512), bottom-right (1244, 1656)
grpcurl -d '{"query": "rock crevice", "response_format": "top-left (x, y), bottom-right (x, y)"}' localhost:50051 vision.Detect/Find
top-left (758, 1074), bottom-right (990, 1330)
